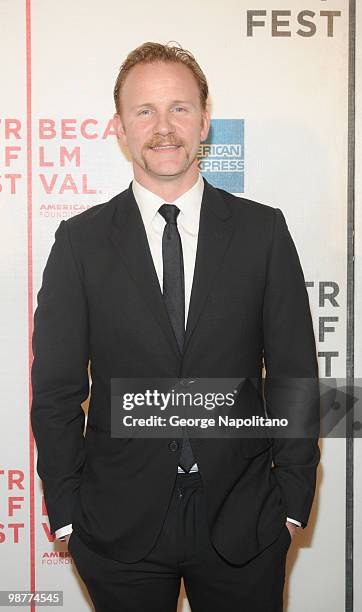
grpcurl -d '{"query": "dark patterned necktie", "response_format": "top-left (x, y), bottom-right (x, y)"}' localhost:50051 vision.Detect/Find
top-left (158, 204), bottom-right (195, 473)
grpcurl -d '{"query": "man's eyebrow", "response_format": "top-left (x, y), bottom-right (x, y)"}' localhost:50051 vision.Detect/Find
top-left (170, 100), bottom-right (194, 106)
top-left (131, 103), bottom-right (154, 110)
top-left (131, 100), bottom-right (195, 111)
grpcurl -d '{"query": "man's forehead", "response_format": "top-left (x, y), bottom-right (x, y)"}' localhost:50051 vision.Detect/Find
top-left (123, 62), bottom-right (197, 90)
top-left (129, 60), bottom-right (191, 75)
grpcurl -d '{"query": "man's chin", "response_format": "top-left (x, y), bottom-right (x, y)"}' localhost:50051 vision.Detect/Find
top-left (143, 162), bottom-right (190, 180)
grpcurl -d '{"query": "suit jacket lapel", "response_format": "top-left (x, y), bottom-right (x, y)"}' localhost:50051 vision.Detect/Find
top-left (108, 185), bottom-right (182, 360)
top-left (183, 179), bottom-right (234, 354)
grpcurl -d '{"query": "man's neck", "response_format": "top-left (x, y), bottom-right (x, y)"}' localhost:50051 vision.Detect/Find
top-left (133, 169), bottom-right (200, 202)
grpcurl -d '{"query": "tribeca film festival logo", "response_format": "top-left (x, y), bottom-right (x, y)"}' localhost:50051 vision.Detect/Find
top-left (198, 119), bottom-right (244, 193)
top-left (0, 117), bottom-right (115, 218)
top-left (244, 1), bottom-right (342, 38)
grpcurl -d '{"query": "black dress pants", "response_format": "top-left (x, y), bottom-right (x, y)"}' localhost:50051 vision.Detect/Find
top-left (68, 471), bottom-right (291, 612)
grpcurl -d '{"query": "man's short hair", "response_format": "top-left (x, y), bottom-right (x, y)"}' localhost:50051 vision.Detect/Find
top-left (113, 41), bottom-right (209, 115)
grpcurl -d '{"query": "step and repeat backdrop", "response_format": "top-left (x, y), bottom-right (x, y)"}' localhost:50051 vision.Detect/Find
top-left (0, 1), bottom-right (361, 611)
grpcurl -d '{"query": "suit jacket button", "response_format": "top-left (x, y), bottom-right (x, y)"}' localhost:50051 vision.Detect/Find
top-left (169, 440), bottom-right (179, 452)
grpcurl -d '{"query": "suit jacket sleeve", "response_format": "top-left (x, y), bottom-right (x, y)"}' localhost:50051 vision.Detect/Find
top-left (31, 219), bottom-right (89, 534)
top-left (262, 208), bottom-right (320, 527)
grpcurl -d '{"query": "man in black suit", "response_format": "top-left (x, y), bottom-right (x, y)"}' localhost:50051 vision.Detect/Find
top-left (31, 42), bottom-right (320, 611)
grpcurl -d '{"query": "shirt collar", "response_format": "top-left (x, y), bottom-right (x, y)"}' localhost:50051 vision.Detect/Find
top-left (132, 174), bottom-right (204, 236)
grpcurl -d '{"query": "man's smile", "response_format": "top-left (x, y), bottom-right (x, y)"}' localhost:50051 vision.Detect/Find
top-left (149, 144), bottom-right (181, 151)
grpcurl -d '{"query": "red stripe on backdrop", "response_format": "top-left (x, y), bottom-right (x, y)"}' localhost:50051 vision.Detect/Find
top-left (26, 0), bottom-right (36, 609)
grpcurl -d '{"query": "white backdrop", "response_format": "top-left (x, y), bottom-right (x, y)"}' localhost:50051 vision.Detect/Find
top-left (0, 1), bottom-right (359, 611)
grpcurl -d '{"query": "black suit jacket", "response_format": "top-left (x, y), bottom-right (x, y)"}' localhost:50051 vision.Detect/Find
top-left (31, 178), bottom-right (320, 565)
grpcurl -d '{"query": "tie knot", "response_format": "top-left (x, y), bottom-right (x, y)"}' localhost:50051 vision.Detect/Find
top-left (158, 204), bottom-right (180, 225)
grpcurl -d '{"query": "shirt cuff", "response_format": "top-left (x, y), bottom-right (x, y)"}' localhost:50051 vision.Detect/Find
top-left (286, 517), bottom-right (302, 527)
top-left (55, 524), bottom-right (73, 540)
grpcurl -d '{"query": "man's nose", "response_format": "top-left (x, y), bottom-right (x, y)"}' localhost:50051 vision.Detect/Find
top-left (153, 112), bottom-right (175, 136)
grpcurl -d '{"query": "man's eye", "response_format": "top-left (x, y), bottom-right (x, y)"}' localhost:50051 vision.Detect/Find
top-left (138, 109), bottom-right (151, 116)
top-left (173, 106), bottom-right (186, 113)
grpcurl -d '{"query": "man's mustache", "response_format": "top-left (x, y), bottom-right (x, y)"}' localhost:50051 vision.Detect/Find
top-left (145, 138), bottom-right (184, 149)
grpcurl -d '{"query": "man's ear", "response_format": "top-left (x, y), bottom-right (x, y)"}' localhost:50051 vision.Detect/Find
top-left (200, 109), bottom-right (211, 142)
top-left (113, 113), bottom-right (127, 146)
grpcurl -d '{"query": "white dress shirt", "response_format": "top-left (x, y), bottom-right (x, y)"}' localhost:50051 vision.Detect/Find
top-left (133, 173), bottom-right (204, 325)
top-left (55, 174), bottom-right (300, 539)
